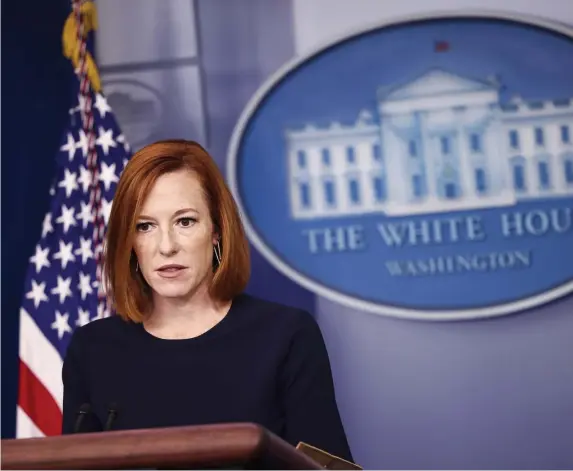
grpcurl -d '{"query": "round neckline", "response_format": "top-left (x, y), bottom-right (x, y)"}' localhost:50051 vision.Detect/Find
top-left (134, 294), bottom-right (243, 346)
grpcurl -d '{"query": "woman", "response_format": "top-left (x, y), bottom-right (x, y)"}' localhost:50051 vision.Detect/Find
top-left (61, 139), bottom-right (353, 462)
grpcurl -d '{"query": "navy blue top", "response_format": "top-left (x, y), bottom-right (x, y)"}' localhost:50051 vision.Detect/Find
top-left (61, 293), bottom-right (353, 462)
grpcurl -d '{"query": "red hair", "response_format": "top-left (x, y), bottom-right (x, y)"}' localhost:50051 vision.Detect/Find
top-left (103, 139), bottom-right (250, 322)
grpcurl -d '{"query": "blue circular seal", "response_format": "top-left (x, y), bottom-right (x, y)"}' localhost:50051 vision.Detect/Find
top-left (228, 12), bottom-right (573, 320)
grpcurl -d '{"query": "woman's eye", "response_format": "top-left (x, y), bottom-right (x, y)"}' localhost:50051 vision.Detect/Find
top-left (136, 222), bottom-right (152, 232)
top-left (178, 217), bottom-right (196, 227)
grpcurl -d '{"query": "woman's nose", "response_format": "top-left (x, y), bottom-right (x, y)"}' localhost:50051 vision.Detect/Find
top-left (158, 227), bottom-right (178, 255)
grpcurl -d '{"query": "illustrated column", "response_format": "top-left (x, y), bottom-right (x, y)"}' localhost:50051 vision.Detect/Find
top-left (455, 108), bottom-right (476, 200)
top-left (419, 110), bottom-right (439, 202)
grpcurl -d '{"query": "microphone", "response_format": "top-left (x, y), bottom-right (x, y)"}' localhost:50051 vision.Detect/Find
top-left (73, 403), bottom-right (92, 433)
top-left (104, 402), bottom-right (119, 431)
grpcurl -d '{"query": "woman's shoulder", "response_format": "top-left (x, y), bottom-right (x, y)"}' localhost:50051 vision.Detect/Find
top-left (62, 315), bottom-right (137, 369)
top-left (70, 314), bottom-right (136, 346)
top-left (234, 292), bottom-right (310, 317)
top-left (233, 293), bottom-right (320, 336)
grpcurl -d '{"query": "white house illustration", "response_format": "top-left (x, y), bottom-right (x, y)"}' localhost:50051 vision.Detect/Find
top-left (285, 69), bottom-right (573, 218)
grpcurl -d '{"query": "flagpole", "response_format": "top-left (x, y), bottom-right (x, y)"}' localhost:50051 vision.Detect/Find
top-left (71, 0), bottom-right (108, 315)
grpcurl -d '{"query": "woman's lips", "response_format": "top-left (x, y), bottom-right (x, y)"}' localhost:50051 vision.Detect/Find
top-left (156, 265), bottom-right (187, 278)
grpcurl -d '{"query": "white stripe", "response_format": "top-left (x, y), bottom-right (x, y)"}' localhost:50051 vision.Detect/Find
top-left (19, 308), bottom-right (64, 410)
top-left (16, 406), bottom-right (45, 439)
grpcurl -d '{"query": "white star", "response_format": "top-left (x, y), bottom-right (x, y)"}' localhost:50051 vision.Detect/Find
top-left (77, 165), bottom-right (93, 193)
top-left (51, 275), bottom-right (72, 304)
top-left (101, 198), bottom-right (113, 224)
top-left (99, 162), bottom-right (119, 191)
top-left (78, 272), bottom-right (94, 300)
top-left (51, 311), bottom-right (72, 339)
top-left (25, 280), bottom-right (49, 308)
top-left (96, 127), bottom-right (117, 155)
top-left (53, 240), bottom-right (76, 269)
top-left (76, 129), bottom-right (89, 158)
top-left (41, 213), bottom-right (53, 238)
top-left (60, 133), bottom-right (76, 161)
top-left (56, 204), bottom-right (77, 234)
top-left (77, 202), bottom-right (94, 230)
top-left (58, 168), bottom-right (79, 198)
top-left (116, 134), bottom-right (131, 153)
top-left (76, 308), bottom-right (91, 327)
top-left (74, 236), bottom-right (94, 264)
top-left (94, 93), bottom-right (112, 118)
top-left (29, 245), bottom-right (51, 273)
top-left (122, 158), bottom-right (129, 170)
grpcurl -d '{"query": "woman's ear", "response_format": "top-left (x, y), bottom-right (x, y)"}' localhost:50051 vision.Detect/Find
top-left (212, 223), bottom-right (221, 246)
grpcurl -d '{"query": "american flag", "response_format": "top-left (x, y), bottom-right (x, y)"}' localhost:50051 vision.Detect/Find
top-left (16, 78), bottom-right (132, 437)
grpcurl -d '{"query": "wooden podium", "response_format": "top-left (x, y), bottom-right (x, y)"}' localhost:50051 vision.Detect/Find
top-left (1, 422), bottom-right (324, 469)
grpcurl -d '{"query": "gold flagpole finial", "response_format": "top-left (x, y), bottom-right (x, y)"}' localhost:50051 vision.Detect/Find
top-left (62, 0), bottom-right (101, 93)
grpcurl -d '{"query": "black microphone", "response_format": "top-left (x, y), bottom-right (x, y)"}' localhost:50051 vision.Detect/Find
top-left (73, 403), bottom-right (92, 433)
top-left (104, 402), bottom-right (119, 431)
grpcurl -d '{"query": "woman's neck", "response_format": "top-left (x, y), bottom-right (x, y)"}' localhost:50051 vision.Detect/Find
top-left (144, 285), bottom-right (232, 340)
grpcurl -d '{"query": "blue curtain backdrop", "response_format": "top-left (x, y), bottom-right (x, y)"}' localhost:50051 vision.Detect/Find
top-left (1, 0), bottom-right (75, 438)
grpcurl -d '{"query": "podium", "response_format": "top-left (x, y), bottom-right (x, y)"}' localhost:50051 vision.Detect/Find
top-left (1, 422), bottom-right (324, 469)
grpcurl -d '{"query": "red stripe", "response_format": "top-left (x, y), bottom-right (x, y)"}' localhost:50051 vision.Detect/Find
top-left (18, 359), bottom-right (62, 436)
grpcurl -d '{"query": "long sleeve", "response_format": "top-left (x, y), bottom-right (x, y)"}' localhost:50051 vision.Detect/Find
top-left (279, 312), bottom-right (353, 463)
top-left (61, 327), bottom-right (102, 434)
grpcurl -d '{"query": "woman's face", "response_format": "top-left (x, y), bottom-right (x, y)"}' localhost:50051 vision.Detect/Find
top-left (133, 168), bottom-right (218, 302)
